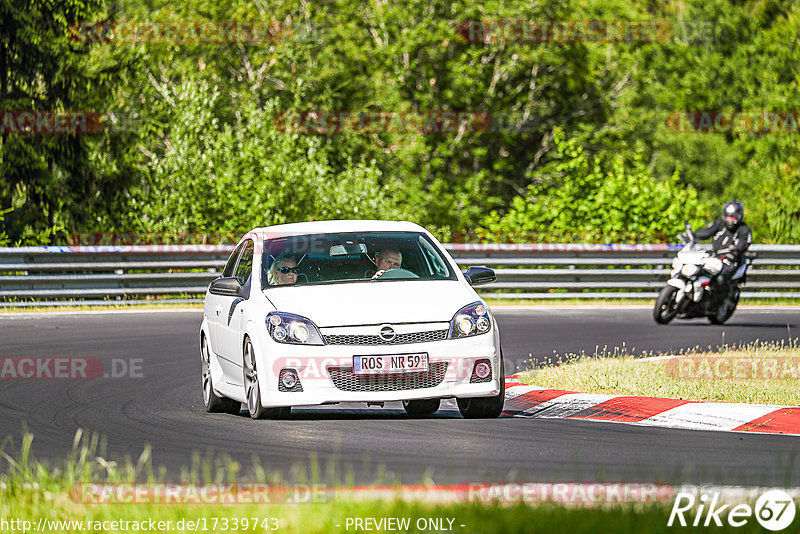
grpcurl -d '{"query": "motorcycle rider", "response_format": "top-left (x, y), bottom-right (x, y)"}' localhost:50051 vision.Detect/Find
top-left (689, 200), bottom-right (753, 280)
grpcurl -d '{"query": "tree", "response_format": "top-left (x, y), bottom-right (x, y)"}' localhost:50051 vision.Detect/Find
top-left (477, 129), bottom-right (708, 243)
top-left (0, 0), bottom-right (133, 243)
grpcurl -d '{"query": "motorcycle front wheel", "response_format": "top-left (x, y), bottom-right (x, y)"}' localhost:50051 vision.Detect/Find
top-left (709, 286), bottom-right (740, 325)
top-left (653, 285), bottom-right (680, 324)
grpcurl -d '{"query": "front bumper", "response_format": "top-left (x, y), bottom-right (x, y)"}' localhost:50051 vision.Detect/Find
top-left (251, 327), bottom-right (501, 407)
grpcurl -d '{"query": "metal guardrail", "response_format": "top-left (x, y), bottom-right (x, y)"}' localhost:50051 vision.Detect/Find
top-left (0, 244), bottom-right (798, 306)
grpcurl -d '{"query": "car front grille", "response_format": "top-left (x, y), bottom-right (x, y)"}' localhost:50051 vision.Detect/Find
top-left (324, 329), bottom-right (448, 346)
top-left (327, 362), bottom-right (449, 392)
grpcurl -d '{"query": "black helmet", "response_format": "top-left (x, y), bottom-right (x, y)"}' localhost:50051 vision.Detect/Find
top-left (722, 200), bottom-right (743, 229)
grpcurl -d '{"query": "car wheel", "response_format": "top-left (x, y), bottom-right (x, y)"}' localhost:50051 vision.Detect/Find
top-left (457, 358), bottom-right (505, 419)
top-left (243, 337), bottom-right (291, 420)
top-left (201, 334), bottom-right (241, 414)
top-left (402, 399), bottom-right (440, 417)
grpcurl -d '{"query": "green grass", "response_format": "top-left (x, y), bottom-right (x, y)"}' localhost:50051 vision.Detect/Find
top-left (518, 340), bottom-right (800, 405)
top-left (1, 430), bottom-right (792, 533)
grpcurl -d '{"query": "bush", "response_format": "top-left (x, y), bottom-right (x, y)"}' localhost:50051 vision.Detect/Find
top-left (477, 129), bottom-right (709, 243)
top-left (129, 82), bottom-right (402, 233)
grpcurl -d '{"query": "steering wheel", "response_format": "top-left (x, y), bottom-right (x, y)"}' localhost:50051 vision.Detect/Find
top-left (373, 268), bottom-right (419, 280)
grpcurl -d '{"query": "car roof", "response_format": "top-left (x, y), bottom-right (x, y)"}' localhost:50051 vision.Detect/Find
top-left (250, 220), bottom-right (427, 239)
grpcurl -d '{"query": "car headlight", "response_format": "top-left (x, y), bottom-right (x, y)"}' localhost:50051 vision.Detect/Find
top-left (448, 302), bottom-right (492, 339)
top-left (681, 264), bottom-right (700, 277)
top-left (266, 312), bottom-right (324, 345)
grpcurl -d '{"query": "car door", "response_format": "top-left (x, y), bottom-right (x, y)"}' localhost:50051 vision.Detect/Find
top-left (216, 239), bottom-right (254, 387)
top-left (207, 242), bottom-right (244, 356)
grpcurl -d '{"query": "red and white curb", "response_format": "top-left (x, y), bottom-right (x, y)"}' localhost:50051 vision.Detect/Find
top-left (502, 375), bottom-right (800, 436)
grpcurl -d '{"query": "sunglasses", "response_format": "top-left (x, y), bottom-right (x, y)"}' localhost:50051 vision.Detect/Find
top-left (277, 266), bottom-right (298, 274)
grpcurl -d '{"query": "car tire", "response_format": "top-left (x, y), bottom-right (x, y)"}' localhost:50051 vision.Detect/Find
top-left (243, 337), bottom-right (292, 420)
top-left (201, 334), bottom-right (241, 415)
top-left (402, 399), bottom-right (440, 417)
top-left (457, 358), bottom-right (505, 419)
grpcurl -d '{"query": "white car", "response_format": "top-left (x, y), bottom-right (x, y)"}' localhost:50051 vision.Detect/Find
top-left (200, 220), bottom-right (504, 419)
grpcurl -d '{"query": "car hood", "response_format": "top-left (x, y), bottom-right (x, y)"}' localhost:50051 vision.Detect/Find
top-left (263, 280), bottom-right (478, 327)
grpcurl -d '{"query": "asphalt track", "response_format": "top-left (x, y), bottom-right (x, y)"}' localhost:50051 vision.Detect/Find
top-left (0, 307), bottom-right (798, 486)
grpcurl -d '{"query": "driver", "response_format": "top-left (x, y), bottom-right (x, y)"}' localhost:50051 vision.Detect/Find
top-left (371, 247), bottom-right (402, 279)
top-left (268, 254), bottom-right (299, 286)
top-left (690, 200), bottom-right (752, 280)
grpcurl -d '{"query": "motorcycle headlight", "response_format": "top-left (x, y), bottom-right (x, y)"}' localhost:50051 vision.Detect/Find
top-left (448, 302), bottom-right (492, 339)
top-left (266, 312), bottom-right (324, 345)
top-left (681, 264), bottom-right (700, 277)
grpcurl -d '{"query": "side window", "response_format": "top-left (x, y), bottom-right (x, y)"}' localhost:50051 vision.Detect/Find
top-left (234, 240), bottom-right (254, 285)
top-left (419, 237), bottom-right (448, 278)
top-left (222, 242), bottom-right (245, 278)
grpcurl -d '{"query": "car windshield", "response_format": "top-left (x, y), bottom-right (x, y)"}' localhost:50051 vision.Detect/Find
top-left (262, 232), bottom-right (456, 287)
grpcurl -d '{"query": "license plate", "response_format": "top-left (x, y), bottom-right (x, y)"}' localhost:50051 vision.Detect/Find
top-left (353, 353), bottom-right (429, 374)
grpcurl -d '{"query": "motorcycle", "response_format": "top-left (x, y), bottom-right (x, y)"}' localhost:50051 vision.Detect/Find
top-left (653, 223), bottom-right (756, 325)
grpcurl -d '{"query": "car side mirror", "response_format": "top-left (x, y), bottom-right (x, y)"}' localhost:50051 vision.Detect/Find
top-left (209, 276), bottom-right (244, 297)
top-left (463, 266), bottom-right (496, 286)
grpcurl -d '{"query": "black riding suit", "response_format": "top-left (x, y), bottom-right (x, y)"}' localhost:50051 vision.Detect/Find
top-left (693, 218), bottom-right (753, 278)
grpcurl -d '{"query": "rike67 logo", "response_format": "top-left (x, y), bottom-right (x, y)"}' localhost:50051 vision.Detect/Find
top-left (668, 489), bottom-right (796, 530)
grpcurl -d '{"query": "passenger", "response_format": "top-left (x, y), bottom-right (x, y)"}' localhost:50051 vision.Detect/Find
top-left (371, 247), bottom-right (402, 279)
top-left (268, 255), bottom-right (298, 286)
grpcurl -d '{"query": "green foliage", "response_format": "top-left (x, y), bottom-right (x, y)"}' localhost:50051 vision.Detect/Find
top-left (477, 129), bottom-right (708, 243)
top-left (0, 208), bottom-right (10, 246)
top-left (1, 0), bottom-right (799, 244)
top-left (128, 82), bottom-right (401, 232)
top-left (759, 166), bottom-right (800, 243)
top-left (0, 0), bottom-right (137, 243)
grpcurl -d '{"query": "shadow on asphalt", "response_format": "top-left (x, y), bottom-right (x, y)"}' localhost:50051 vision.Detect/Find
top-left (672, 322), bottom-right (796, 329)
top-left (230, 408), bottom-right (466, 420)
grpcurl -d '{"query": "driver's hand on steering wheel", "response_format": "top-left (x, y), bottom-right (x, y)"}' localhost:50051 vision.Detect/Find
top-left (371, 269), bottom-right (386, 280)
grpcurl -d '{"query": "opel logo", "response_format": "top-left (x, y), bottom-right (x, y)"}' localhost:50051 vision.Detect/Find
top-left (379, 325), bottom-right (396, 341)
